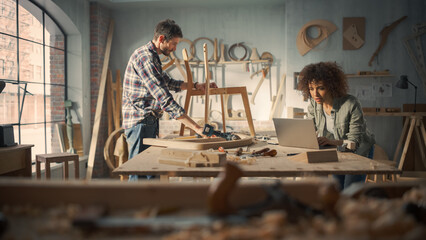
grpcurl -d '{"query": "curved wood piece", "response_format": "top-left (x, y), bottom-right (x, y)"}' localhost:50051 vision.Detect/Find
top-left (368, 16), bottom-right (407, 66)
top-left (103, 127), bottom-right (125, 170)
top-left (192, 37), bottom-right (214, 61)
top-left (179, 49), bottom-right (193, 136)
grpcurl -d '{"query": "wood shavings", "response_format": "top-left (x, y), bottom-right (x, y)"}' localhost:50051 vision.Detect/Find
top-left (226, 155), bottom-right (256, 165)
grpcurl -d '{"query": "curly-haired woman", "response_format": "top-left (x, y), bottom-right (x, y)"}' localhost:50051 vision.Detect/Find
top-left (297, 62), bottom-right (375, 190)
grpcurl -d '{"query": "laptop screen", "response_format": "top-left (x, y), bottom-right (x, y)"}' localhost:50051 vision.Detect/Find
top-left (273, 118), bottom-right (320, 149)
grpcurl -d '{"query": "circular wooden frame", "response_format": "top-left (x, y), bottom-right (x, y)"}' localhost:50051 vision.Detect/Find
top-left (172, 38), bottom-right (194, 61)
top-left (228, 42), bottom-right (248, 61)
top-left (191, 37), bottom-right (214, 61)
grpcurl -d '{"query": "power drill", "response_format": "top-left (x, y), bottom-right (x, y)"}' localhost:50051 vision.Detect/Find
top-left (202, 124), bottom-right (240, 141)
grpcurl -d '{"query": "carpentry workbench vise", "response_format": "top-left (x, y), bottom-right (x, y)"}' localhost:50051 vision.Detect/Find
top-left (203, 124), bottom-right (240, 141)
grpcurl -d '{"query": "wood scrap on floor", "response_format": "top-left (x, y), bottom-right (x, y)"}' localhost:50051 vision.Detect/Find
top-left (288, 149), bottom-right (338, 163)
top-left (158, 148), bottom-right (226, 167)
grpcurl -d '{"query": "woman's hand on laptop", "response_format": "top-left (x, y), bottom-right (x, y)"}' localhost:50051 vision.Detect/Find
top-left (317, 137), bottom-right (343, 146)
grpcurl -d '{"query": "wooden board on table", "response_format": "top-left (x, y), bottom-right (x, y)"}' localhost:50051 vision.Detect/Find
top-left (158, 148), bottom-right (226, 167)
top-left (288, 149), bottom-right (338, 163)
top-left (144, 137), bottom-right (253, 150)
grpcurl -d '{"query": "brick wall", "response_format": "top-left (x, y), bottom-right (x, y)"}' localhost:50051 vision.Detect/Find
top-left (90, 2), bottom-right (111, 178)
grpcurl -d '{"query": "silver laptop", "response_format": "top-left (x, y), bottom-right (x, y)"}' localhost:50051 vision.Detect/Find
top-left (273, 118), bottom-right (320, 149)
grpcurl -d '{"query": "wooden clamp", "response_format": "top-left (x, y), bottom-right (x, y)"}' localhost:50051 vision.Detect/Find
top-left (368, 16), bottom-right (407, 66)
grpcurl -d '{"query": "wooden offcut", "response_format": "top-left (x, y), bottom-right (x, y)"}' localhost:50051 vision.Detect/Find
top-left (158, 148), bottom-right (226, 167)
top-left (288, 150), bottom-right (338, 163)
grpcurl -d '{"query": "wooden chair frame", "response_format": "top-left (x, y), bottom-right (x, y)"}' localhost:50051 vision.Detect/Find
top-left (179, 47), bottom-right (255, 137)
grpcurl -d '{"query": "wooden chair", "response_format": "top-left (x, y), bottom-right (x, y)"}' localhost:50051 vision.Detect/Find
top-left (179, 46), bottom-right (255, 136)
top-left (104, 127), bottom-right (128, 180)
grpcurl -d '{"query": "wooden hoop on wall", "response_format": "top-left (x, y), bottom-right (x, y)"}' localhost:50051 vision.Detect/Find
top-left (171, 38), bottom-right (194, 61)
top-left (228, 42), bottom-right (248, 61)
top-left (192, 37), bottom-right (215, 61)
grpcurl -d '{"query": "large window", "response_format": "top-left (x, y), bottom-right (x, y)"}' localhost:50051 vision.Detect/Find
top-left (0, 0), bottom-right (66, 160)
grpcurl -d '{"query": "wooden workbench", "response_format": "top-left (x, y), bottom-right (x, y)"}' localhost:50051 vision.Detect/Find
top-left (113, 144), bottom-right (400, 180)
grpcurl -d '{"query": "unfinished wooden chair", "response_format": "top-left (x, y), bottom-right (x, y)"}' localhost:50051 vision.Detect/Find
top-left (178, 47), bottom-right (255, 137)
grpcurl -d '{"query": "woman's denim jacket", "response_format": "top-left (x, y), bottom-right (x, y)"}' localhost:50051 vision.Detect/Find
top-left (307, 94), bottom-right (375, 157)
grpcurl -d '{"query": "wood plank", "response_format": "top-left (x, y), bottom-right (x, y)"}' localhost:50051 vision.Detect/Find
top-left (115, 69), bottom-right (122, 130)
top-left (86, 20), bottom-right (114, 180)
top-left (0, 178), bottom-right (338, 211)
top-left (144, 137), bottom-right (253, 150)
top-left (288, 150), bottom-right (338, 163)
top-left (204, 43), bottom-right (210, 125)
top-left (106, 69), bottom-right (113, 135)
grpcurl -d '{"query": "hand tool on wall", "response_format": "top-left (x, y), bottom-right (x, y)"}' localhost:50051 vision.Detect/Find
top-left (202, 123), bottom-right (240, 141)
top-left (368, 16), bottom-right (407, 66)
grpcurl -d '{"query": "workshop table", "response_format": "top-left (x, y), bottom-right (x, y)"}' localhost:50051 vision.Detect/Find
top-left (113, 143), bottom-right (401, 181)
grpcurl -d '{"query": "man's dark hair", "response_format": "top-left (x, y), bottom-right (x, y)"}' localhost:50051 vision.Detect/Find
top-left (154, 19), bottom-right (183, 41)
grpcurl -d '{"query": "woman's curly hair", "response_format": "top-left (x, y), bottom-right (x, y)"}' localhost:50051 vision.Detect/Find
top-left (297, 62), bottom-right (348, 100)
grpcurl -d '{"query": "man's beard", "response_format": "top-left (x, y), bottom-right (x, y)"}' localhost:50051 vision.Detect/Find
top-left (161, 48), bottom-right (171, 56)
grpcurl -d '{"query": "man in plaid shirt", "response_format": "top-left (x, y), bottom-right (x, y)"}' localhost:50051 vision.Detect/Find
top-left (122, 19), bottom-right (217, 180)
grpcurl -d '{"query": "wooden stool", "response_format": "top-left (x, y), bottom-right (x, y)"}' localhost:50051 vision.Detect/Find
top-left (36, 153), bottom-right (79, 179)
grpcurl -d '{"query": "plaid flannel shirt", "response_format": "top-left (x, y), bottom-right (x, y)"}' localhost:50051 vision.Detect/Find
top-left (122, 41), bottom-right (185, 129)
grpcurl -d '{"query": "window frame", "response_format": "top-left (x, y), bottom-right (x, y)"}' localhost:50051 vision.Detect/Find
top-left (0, 0), bottom-right (67, 158)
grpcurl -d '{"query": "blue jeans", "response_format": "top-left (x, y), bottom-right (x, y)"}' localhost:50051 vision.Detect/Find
top-left (125, 115), bottom-right (159, 181)
top-left (334, 145), bottom-right (375, 190)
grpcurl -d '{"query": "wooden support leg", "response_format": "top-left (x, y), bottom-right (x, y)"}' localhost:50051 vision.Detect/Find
top-left (398, 117), bottom-right (416, 170)
top-left (220, 94), bottom-right (226, 132)
top-left (45, 162), bottom-right (51, 179)
top-left (63, 161), bottom-right (69, 179)
top-left (179, 93), bottom-right (192, 136)
top-left (240, 87), bottom-right (256, 137)
top-left (393, 117), bottom-right (411, 162)
top-left (414, 125), bottom-right (426, 162)
top-left (74, 158), bottom-right (80, 179)
top-left (36, 159), bottom-right (41, 179)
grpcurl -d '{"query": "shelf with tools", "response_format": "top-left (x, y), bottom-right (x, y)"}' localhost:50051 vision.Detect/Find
top-left (346, 74), bottom-right (394, 78)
